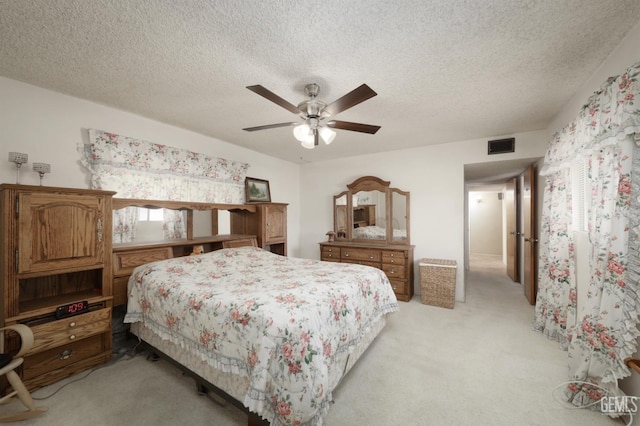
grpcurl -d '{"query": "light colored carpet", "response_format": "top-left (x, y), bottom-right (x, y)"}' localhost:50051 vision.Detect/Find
top-left (4, 254), bottom-right (623, 425)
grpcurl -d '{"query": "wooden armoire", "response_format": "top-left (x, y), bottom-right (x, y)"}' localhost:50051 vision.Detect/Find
top-left (0, 184), bottom-right (114, 392)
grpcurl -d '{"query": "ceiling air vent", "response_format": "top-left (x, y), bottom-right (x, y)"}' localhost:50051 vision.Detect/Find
top-left (488, 138), bottom-right (515, 155)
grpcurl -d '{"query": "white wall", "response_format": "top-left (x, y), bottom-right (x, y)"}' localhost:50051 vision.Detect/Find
top-left (0, 77), bottom-right (303, 256)
top-left (299, 130), bottom-right (548, 302)
top-left (469, 191), bottom-right (503, 256)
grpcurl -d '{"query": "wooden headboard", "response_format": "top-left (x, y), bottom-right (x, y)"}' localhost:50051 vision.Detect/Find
top-left (111, 198), bottom-right (258, 306)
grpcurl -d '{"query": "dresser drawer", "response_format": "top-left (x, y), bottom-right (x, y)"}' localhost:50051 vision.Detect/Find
top-left (321, 247), bottom-right (341, 260)
top-left (389, 279), bottom-right (408, 296)
top-left (113, 247), bottom-right (173, 277)
top-left (28, 308), bottom-right (111, 354)
top-left (341, 248), bottom-right (381, 262)
top-left (22, 333), bottom-right (107, 380)
top-left (382, 251), bottom-right (406, 265)
top-left (318, 242), bottom-right (413, 303)
top-left (344, 259), bottom-right (380, 269)
top-left (382, 263), bottom-right (406, 280)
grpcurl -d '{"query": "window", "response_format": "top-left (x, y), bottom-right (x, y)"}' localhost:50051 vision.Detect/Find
top-left (137, 208), bottom-right (164, 221)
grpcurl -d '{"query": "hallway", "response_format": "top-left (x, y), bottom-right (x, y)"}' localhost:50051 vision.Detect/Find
top-left (462, 253), bottom-right (621, 425)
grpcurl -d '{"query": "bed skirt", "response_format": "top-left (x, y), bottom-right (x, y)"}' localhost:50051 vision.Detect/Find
top-left (130, 312), bottom-right (389, 424)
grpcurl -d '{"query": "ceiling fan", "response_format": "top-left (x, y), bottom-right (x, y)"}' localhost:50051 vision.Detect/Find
top-left (242, 83), bottom-right (381, 149)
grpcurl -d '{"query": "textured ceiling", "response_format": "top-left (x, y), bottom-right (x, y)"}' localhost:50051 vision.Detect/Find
top-left (1, 1), bottom-right (640, 165)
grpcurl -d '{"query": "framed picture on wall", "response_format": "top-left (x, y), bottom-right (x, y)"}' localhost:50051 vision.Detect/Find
top-left (245, 177), bottom-right (271, 202)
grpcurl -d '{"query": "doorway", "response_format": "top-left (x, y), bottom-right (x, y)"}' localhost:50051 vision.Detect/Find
top-left (464, 158), bottom-right (541, 303)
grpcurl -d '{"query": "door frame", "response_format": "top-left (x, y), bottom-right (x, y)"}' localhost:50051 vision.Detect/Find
top-left (522, 164), bottom-right (538, 304)
top-left (464, 159), bottom-right (541, 298)
top-left (505, 178), bottom-right (519, 282)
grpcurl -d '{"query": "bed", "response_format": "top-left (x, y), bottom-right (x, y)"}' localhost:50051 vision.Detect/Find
top-left (353, 225), bottom-right (407, 242)
top-left (124, 246), bottom-right (399, 425)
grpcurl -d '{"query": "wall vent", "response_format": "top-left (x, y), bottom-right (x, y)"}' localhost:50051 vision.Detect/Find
top-left (488, 138), bottom-right (515, 155)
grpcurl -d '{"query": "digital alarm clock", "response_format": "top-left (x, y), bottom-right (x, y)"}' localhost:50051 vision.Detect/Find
top-left (55, 300), bottom-right (89, 319)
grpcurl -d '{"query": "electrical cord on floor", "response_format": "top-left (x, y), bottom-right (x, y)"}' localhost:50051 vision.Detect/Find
top-left (31, 338), bottom-right (145, 401)
top-left (551, 368), bottom-right (634, 426)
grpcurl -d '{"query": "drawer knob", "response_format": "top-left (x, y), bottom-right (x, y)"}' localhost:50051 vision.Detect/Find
top-left (69, 334), bottom-right (76, 340)
top-left (390, 259), bottom-right (395, 263)
top-left (369, 254), bottom-right (374, 259)
top-left (58, 349), bottom-right (74, 360)
top-left (69, 322), bottom-right (76, 328)
top-left (344, 252), bottom-right (350, 257)
top-left (392, 285), bottom-right (398, 290)
top-left (390, 269), bottom-right (396, 274)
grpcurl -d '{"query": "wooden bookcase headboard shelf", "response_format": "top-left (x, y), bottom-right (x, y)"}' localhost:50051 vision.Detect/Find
top-left (110, 198), bottom-right (288, 306)
top-left (112, 198), bottom-right (256, 212)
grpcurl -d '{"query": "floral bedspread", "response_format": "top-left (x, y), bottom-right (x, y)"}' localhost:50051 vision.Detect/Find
top-left (353, 225), bottom-right (407, 241)
top-left (124, 246), bottom-right (398, 425)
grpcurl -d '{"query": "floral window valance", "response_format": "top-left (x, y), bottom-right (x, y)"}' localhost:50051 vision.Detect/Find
top-left (540, 61), bottom-right (640, 176)
top-left (80, 129), bottom-right (250, 203)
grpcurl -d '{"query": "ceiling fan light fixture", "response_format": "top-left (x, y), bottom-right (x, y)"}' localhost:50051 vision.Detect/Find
top-left (293, 123), bottom-right (311, 142)
top-left (300, 137), bottom-right (315, 149)
top-left (245, 83), bottom-right (380, 149)
top-left (319, 127), bottom-right (336, 145)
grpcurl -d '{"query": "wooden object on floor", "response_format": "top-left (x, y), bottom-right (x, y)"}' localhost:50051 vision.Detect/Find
top-left (0, 324), bottom-right (47, 423)
top-left (625, 357), bottom-right (640, 374)
top-left (320, 241), bottom-right (414, 301)
top-left (231, 203), bottom-right (288, 256)
top-left (0, 184), bottom-right (114, 394)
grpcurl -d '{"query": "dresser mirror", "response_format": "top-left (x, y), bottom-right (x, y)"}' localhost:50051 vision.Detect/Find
top-left (391, 189), bottom-right (409, 242)
top-left (334, 192), bottom-right (348, 240)
top-left (332, 176), bottom-right (410, 244)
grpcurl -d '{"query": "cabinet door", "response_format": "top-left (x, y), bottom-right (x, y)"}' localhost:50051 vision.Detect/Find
top-left (263, 204), bottom-right (286, 243)
top-left (18, 192), bottom-right (106, 273)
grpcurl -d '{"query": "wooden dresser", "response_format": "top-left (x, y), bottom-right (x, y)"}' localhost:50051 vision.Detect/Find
top-left (325, 176), bottom-right (414, 302)
top-left (320, 242), bottom-right (414, 302)
top-left (0, 184), bottom-right (114, 392)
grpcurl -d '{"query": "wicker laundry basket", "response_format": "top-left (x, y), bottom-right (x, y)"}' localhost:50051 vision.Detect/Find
top-left (419, 258), bottom-right (457, 309)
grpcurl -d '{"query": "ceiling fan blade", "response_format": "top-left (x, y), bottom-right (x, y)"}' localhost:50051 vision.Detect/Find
top-left (242, 122), bottom-right (298, 132)
top-left (327, 120), bottom-right (381, 134)
top-left (246, 85), bottom-right (300, 114)
top-left (323, 84), bottom-right (377, 116)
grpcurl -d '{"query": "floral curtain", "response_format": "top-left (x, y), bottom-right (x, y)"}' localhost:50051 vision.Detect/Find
top-left (162, 208), bottom-right (186, 240)
top-left (534, 60), bottom-right (640, 410)
top-left (112, 206), bottom-right (138, 244)
top-left (80, 129), bottom-right (250, 242)
top-left (82, 129), bottom-right (249, 203)
top-left (566, 140), bottom-right (637, 407)
top-left (532, 166), bottom-right (577, 349)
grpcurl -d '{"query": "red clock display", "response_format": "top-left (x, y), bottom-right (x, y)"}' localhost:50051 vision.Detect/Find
top-left (55, 300), bottom-right (89, 319)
